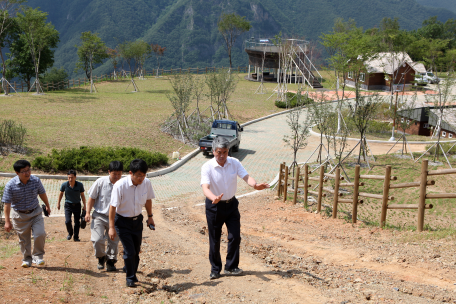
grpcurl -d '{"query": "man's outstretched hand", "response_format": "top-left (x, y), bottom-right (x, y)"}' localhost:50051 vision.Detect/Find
top-left (254, 183), bottom-right (270, 191)
top-left (212, 193), bottom-right (224, 204)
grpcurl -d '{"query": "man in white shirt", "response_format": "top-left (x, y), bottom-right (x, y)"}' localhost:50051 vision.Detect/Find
top-left (108, 159), bottom-right (155, 288)
top-left (201, 137), bottom-right (269, 280)
top-left (85, 161), bottom-right (123, 271)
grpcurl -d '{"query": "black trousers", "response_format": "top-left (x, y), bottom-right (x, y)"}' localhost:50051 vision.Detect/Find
top-left (115, 213), bottom-right (143, 284)
top-left (205, 197), bottom-right (241, 273)
top-left (64, 202), bottom-right (81, 239)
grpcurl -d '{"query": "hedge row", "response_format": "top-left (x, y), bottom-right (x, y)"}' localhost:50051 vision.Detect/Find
top-left (275, 92), bottom-right (314, 108)
top-left (32, 146), bottom-right (168, 173)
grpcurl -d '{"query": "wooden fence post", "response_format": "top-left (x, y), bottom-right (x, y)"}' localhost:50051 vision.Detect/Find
top-left (317, 166), bottom-right (324, 213)
top-left (283, 165), bottom-right (289, 202)
top-left (418, 160), bottom-right (429, 232)
top-left (352, 165), bottom-right (361, 223)
top-left (332, 167), bottom-right (341, 219)
top-left (277, 163), bottom-right (283, 197)
top-left (380, 165), bottom-right (392, 228)
top-left (293, 166), bottom-right (300, 204)
top-left (303, 164), bottom-right (309, 208)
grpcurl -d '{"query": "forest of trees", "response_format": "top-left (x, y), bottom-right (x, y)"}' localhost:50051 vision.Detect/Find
top-left (21, 0), bottom-right (455, 78)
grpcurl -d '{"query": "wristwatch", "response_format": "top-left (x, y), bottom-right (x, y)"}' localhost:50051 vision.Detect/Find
top-left (148, 214), bottom-right (153, 217)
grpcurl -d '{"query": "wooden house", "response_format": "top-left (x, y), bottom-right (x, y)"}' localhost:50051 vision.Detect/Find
top-left (397, 103), bottom-right (456, 138)
top-left (345, 52), bottom-right (426, 91)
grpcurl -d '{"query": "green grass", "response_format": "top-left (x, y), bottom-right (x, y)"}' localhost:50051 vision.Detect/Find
top-left (0, 74), bottom-right (289, 172)
top-left (0, 242), bottom-right (20, 260)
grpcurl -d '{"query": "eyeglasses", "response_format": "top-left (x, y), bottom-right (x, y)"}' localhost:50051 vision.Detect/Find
top-left (19, 169), bottom-right (31, 174)
top-left (133, 174), bottom-right (146, 180)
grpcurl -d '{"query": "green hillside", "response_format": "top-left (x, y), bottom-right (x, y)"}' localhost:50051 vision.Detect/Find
top-left (26, 0), bottom-right (456, 78)
top-left (416, 0), bottom-right (456, 14)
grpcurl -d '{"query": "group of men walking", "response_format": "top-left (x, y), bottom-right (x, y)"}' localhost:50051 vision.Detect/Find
top-left (2, 137), bottom-right (268, 287)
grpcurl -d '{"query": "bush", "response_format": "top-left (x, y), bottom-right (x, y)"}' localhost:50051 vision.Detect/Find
top-left (32, 146), bottom-right (168, 173)
top-left (275, 93), bottom-right (314, 108)
top-left (0, 119), bottom-right (27, 155)
top-left (40, 67), bottom-right (69, 91)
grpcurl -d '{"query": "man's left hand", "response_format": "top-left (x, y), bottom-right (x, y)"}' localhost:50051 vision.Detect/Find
top-left (254, 183), bottom-right (270, 191)
top-left (46, 206), bottom-right (51, 216)
top-left (147, 217), bottom-right (155, 227)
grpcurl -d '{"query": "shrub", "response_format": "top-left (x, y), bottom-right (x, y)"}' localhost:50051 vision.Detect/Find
top-left (32, 146), bottom-right (168, 173)
top-left (40, 67), bottom-right (69, 91)
top-left (275, 93), bottom-right (314, 108)
top-left (0, 119), bottom-right (27, 155)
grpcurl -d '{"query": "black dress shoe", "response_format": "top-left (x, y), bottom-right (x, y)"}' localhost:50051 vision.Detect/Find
top-left (209, 272), bottom-right (220, 280)
top-left (106, 259), bottom-right (116, 272)
top-left (126, 281), bottom-right (137, 288)
top-left (73, 237), bottom-right (80, 242)
top-left (66, 235), bottom-right (72, 240)
top-left (224, 267), bottom-right (243, 275)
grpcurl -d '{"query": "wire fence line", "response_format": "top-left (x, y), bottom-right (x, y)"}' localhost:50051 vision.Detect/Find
top-left (0, 66), bottom-right (254, 93)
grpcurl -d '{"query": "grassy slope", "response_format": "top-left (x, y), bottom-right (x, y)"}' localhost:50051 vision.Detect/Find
top-left (0, 74), bottom-right (286, 172)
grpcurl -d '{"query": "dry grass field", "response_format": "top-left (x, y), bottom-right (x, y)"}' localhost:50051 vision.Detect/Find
top-left (0, 74), bottom-right (304, 172)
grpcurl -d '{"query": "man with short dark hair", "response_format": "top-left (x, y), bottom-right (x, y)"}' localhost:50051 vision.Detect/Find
top-left (58, 170), bottom-right (86, 242)
top-left (85, 161), bottom-right (123, 271)
top-left (109, 159), bottom-right (155, 287)
top-left (2, 160), bottom-right (51, 267)
top-left (201, 137), bottom-right (269, 279)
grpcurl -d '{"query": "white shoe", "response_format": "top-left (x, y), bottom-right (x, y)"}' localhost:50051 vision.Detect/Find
top-left (32, 258), bottom-right (45, 266)
top-left (21, 261), bottom-right (31, 268)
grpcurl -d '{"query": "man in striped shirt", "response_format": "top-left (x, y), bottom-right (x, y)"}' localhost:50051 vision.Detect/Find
top-left (2, 160), bottom-right (51, 268)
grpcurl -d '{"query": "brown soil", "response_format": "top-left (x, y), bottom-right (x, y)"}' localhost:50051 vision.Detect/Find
top-left (1, 191), bottom-right (456, 303)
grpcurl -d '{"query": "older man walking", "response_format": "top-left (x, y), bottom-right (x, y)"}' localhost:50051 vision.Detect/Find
top-left (85, 161), bottom-right (123, 271)
top-left (2, 160), bottom-right (51, 267)
top-left (201, 137), bottom-right (269, 279)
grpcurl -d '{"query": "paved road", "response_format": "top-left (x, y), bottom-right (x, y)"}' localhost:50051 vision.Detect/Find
top-left (1, 111), bottom-right (319, 215)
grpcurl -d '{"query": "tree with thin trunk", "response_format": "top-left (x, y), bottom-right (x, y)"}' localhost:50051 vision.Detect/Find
top-left (348, 93), bottom-right (382, 164)
top-left (218, 12), bottom-right (251, 69)
top-left (151, 43), bottom-right (166, 77)
top-left (16, 7), bottom-right (59, 95)
top-left (75, 31), bottom-right (108, 93)
top-left (107, 47), bottom-right (119, 79)
top-left (205, 69), bottom-right (237, 120)
top-left (0, 0), bottom-right (23, 95)
top-left (283, 89), bottom-right (310, 170)
top-left (308, 91), bottom-right (333, 163)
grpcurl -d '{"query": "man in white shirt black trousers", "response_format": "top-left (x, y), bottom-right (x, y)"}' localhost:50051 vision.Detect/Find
top-left (201, 137), bottom-right (269, 279)
top-left (108, 159), bottom-right (155, 287)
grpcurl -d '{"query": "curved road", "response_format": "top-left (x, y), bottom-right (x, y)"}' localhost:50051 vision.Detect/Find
top-left (0, 106), bottom-right (431, 215)
top-left (1, 112), bottom-right (318, 215)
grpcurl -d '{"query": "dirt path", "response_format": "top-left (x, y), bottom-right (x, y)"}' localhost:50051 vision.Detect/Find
top-left (1, 191), bottom-right (455, 303)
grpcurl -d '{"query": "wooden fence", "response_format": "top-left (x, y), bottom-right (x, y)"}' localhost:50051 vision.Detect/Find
top-left (277, 159), bottom-right (456, 232)
top-left (0, 66), bottom-right (251, 93)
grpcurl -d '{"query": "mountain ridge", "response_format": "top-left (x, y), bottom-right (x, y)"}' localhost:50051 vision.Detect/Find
top-left (25, 0), bottom-right (456, 78)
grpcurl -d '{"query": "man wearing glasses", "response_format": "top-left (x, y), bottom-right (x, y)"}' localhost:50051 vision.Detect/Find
top-left (108, 159), bottom-right (155, 287)
top-left (2, 160), bottom-right (51, 267)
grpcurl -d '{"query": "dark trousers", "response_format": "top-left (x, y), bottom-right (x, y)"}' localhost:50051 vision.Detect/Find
top-left (205, 197), bottom-right (241, 273)
top-left (115, 213), bottom-right (143, 284)
top-left (64, 202), bottom-right (81, 239)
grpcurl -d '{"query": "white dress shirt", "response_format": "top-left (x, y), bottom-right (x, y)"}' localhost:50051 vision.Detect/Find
top-left (88, 176), bottom-right (114, 215)
top-left (110, 176), bottom-right (155, 217)
top-left (200, 157), bottom-right (248, 199)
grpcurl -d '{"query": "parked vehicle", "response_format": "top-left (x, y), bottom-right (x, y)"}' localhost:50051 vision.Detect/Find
top-left (414, 72), bottom-right (440, 86)
top-left (198, 120), bottom-right (243, 156)
top-left (422, 72), bottom-right (440, 84)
